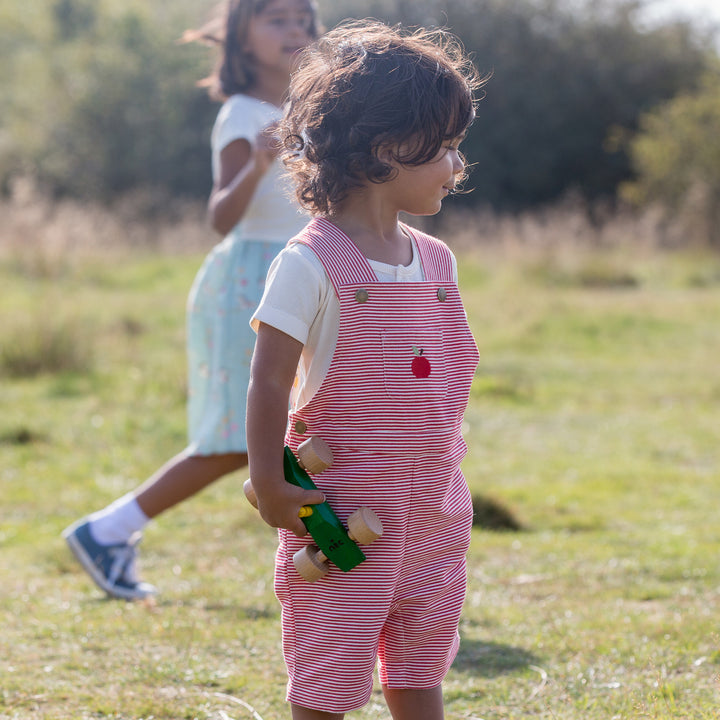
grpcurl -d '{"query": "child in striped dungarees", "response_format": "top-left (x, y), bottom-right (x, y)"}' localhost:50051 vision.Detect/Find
top-left (247, 20), bottom-right (484, 720)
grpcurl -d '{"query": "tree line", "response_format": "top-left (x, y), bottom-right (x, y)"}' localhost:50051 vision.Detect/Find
top-left (2, 0), bottom-right (719, 233)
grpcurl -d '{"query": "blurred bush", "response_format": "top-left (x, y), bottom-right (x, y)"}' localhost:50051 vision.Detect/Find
top-left (0, 0), bottom-right (217, 204)
top-left (622, 67), bottom-right (720, 246)
top-left (321, 0), bottom-right (715, 211)
top-left (0, 0), bottom-right (717, 217)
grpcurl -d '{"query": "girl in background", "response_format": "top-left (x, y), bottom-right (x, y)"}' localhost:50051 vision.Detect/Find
top-left (64, 0), bottom-right (321, 600)
top-left (247, 20), bottom-right (482, 719)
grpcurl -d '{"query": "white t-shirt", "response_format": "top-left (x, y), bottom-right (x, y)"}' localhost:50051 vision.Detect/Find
top-left (251, 234), bottom-right (459, 408)
top-left (211, 94), bottom-right (308, 242)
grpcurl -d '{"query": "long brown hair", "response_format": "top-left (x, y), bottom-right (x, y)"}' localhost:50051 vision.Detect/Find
top-left (183, 0), bottom-right (322, 101)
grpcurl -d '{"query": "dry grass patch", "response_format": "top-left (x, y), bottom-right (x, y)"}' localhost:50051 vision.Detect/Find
top-left (3, 194), bottom-right (720, 719)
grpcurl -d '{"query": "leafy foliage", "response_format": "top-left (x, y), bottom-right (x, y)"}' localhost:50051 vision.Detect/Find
top-left (1, 0), bottom-right (217, 203)
top-left (622, 68), bottom-right (720, 245)
top-left (0, 0), bottom-right (717, 213)
top-left (323, 0), bottom-right (715, 210)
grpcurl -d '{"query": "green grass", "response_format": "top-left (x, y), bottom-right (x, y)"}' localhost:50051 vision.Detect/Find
top-left (2, 244), bottom-right (720, 719)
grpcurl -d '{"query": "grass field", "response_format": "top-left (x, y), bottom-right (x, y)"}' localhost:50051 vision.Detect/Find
top-left (2, 218), bottom-right (720, 719)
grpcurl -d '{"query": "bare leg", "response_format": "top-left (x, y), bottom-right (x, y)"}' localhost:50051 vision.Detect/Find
top-left (134, 450), bottom-right (247, 518)
top-left (291, 704), bottom-right (344, 720)
top-left (382, 685), bottom-right (444, 720)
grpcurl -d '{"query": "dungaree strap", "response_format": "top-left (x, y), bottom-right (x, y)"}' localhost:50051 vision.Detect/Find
top-left (292, 218), bottom-right (377, 293)
top-left (292, 217), bottom-right (456, 291)
top-left (406, 227), bottom-right (456, 284)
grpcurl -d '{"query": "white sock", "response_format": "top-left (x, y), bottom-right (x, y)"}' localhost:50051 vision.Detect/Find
top-left (88, 492), bottom-right (150, 546)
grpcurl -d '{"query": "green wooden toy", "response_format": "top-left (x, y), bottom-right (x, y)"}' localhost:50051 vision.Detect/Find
top-left (244, 436), bottom-right (383, 582)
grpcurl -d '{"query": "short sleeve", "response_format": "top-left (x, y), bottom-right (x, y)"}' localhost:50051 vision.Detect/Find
top-left (251, 244), bottom-right (330, 345)
top-left (212, 95), bottom-right (279, 154)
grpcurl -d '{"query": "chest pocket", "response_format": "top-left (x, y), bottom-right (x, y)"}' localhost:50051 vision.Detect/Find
top-left (381, 327), bottom-right (448, 401)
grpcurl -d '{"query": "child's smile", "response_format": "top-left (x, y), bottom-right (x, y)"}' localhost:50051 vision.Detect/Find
top-left (245, 0), bottom-right (315, 75)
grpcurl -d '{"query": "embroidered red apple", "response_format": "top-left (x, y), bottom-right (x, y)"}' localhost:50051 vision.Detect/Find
top-left (411, 345), bottom-right (431, 378)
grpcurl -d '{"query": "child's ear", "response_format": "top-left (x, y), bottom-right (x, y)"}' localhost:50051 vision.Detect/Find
top-left (375, 143), bottom-right (398, 165)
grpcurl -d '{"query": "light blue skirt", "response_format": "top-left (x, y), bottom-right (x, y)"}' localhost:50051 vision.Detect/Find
top-left (185, 235), bottom-right (284, 455)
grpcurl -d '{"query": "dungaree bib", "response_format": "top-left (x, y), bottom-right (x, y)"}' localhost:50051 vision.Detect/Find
top-left (276, 218), bottom-right (479, 713)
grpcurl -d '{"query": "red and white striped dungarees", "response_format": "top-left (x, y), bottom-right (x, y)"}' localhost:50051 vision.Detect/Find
top-left (276, 218), bottom-right (479, 713)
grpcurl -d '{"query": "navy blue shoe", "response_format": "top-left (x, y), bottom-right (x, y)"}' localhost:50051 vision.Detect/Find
top-left (63, 519), bottom-right (158, 600)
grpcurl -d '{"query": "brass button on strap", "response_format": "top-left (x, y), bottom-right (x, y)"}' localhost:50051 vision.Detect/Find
top-left (437, 287), bottom-right (447, 302)
top-left (355, 289), bottom-right (369, 303)
top-left (294, 420), bottom-right (307, 434)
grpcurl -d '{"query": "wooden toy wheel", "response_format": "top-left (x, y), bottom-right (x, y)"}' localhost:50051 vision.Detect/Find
top-left (243, 478), bottom-right (258, 509)
top-left (293, 544), bottom-right (330, 582)
top-left (297, 436), bottom-right (333, 475)
top-left (347, 506), bottom-right (383, 545)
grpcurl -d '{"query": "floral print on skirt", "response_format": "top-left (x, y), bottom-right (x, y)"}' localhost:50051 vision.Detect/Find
top-left (186, 234), bottom-right (283, 455)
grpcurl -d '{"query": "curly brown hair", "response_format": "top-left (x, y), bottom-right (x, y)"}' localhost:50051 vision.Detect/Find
top-left (279, 20), bottom-right (484, 215)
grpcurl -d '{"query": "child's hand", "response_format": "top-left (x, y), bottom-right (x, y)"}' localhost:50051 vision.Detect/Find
top-left (254, 122), bottom-right (281, 172)
top-left (256, 481), bottom-right (325, 538)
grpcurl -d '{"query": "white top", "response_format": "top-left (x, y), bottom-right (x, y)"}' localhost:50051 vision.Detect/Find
top-left (252, 235), bottom-right (458, 407)
top-left (211, 94), bottom-right (308, 242)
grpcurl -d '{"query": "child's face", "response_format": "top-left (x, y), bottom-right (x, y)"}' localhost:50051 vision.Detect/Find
top-left (383, 135), bottom-right (466, 217)
top-left (244, 0), bottom-right (315, 77)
